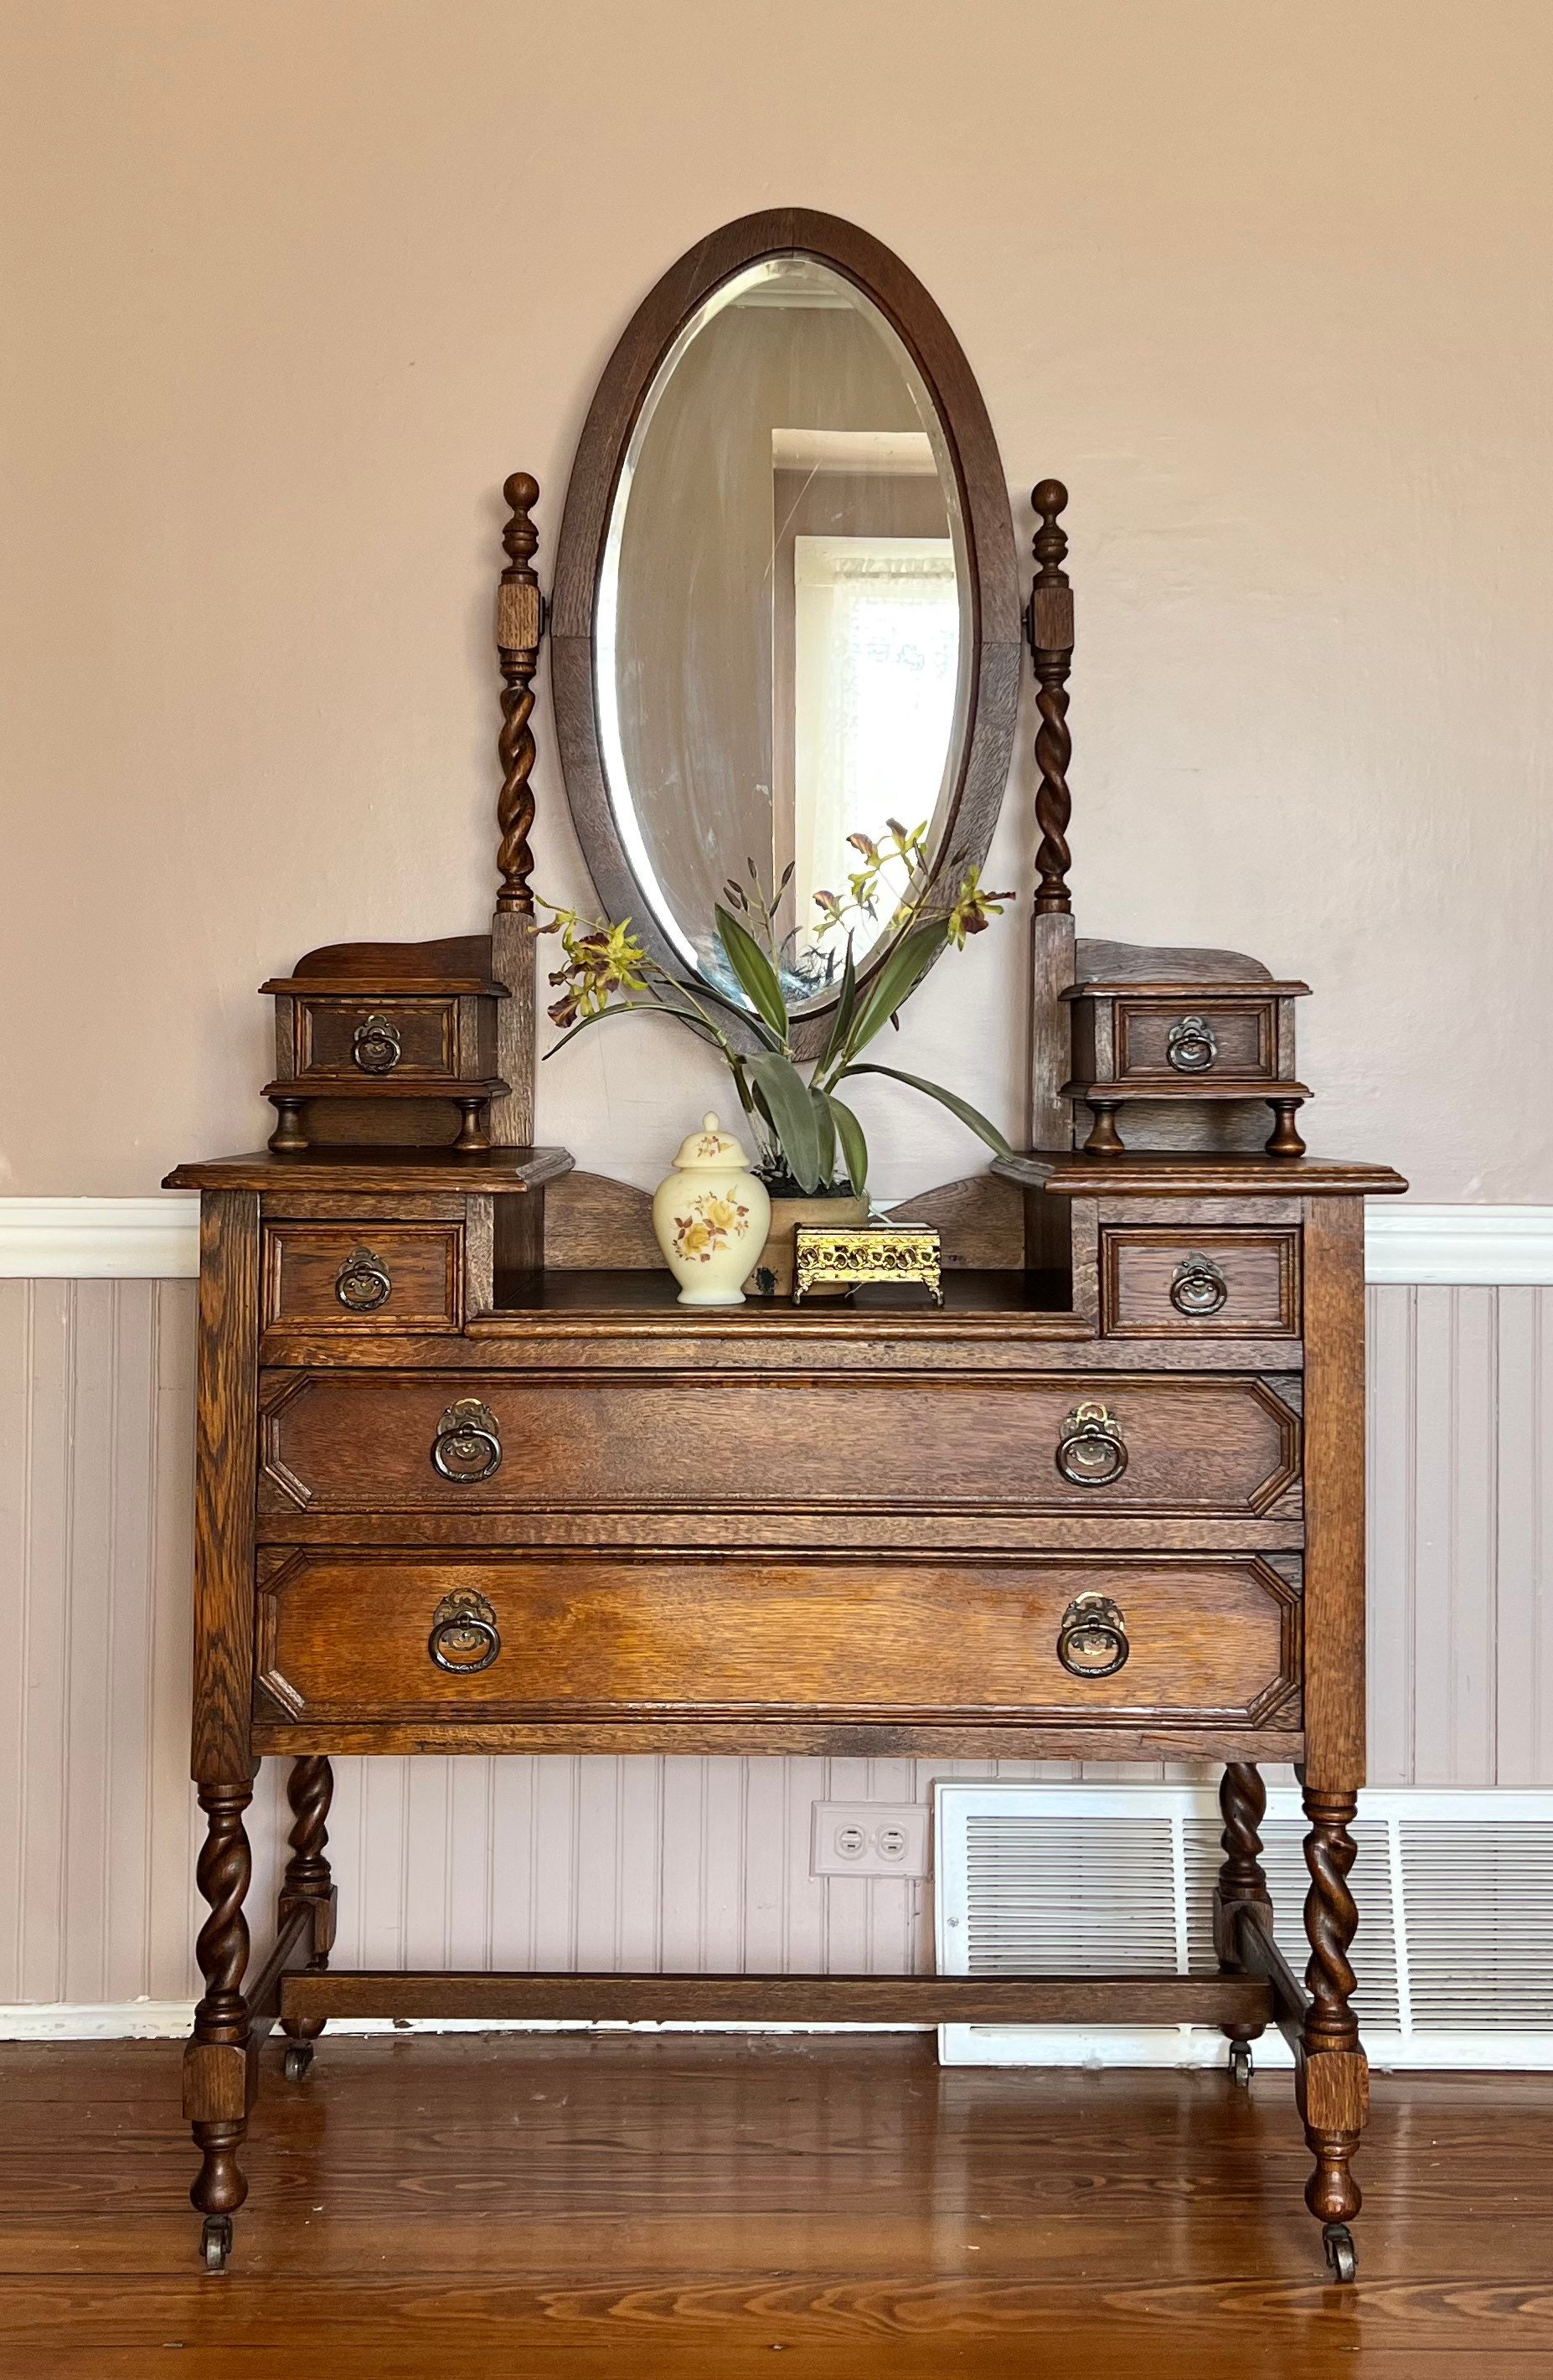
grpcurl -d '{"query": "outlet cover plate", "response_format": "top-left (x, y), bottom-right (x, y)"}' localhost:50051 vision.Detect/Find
top-left (811, 1802), bottom-right (931, 1878)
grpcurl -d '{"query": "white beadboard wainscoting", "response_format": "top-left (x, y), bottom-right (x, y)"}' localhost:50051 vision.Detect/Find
top-left (1, 1202), bottom-right (1550, 2037)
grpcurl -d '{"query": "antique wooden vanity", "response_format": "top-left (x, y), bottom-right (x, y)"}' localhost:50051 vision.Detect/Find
top-left (167, 209), bottom-right (1404, 2279)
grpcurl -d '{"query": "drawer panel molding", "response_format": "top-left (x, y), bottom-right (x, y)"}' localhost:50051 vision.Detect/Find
top-left (261, 1221), bottom-right (462, 1335)
top-left (254, 1549), bottom-right (1303, 1732)
top-left (256, 1370), bottom-right (1303, 1527)
top-left (1102, 1227), bottom-right (1300, 1339)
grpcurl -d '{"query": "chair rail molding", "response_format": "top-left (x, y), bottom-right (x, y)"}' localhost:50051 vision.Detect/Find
top-left (0, 1197), bottom-right (201, 1278)
top-left (1, 1195), bottom-right (1550, 1284)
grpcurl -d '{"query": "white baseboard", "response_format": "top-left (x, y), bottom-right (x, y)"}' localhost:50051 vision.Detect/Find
top-left (6, 2001), bottom-right (1543, 2071)
top-left (0, 2001), bottom-right (920, 2042)
top-left (3, 1195), bottom-right (1552, 1284)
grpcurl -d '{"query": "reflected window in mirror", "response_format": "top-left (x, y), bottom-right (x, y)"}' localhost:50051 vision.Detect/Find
top-left (787, 533), bottom-right (957, 987)
top-left (596, 252), bottom-right (972, 1009)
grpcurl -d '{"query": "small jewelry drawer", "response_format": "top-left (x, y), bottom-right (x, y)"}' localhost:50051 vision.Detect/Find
top-left (1101, 1228), bottom-right (1300, 1339)
top-left (261, 1221), bottom-right (463, 1334)
top-left (293, 994), bottom-right (467, 1082)
top-left (1112, 996), bottom-right (1280, 1082)
top-left (253, 1549), bottom-right (1303, 1731)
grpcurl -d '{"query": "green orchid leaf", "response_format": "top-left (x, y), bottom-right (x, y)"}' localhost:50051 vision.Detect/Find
top-left (669, 973), bottom-right (782, 1049)
top-left (842, 920), bottom-right (947, 1061)
top-left (810, 1085), bottom-right (837, 1187)
top-left (750, 1051), bottom-right (822, 1192)
top-left (715, 904), bottom-right (790, 1041)
top-left (828, 1093), bottom-right (869, 1195)
top-left (818, 934), bottom-right (858, 1073)
top-left (837, 1062), bottom-right (1013, 1157)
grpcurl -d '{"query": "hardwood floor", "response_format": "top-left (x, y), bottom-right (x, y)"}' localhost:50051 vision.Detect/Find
top-left (3, 2035), bottom-right (1551, 2377)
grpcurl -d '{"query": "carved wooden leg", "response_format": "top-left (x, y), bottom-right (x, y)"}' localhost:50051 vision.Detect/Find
top-left (184, 1780), bottom-right (254, 2268)
top-left (1299, 1787), bottom-right (1367, 2279)
top-left (279, 1755), bottom-right (334, 2075)
top-left (1213, 1763), bottom-right (1272, 2080)
top-left (1083, 1102), bottom-right (1125, 1154)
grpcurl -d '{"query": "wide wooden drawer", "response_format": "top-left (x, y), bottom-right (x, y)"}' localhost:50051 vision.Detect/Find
top-left (1101, 1228), bottom-right (1299, 1339)
top-left (255, 1551), bottom-right (1302, 1727)
top-left (261, 1221), bottom-right (462, 1334)
top-left (257, 1371), bottom-right (1303, 1531)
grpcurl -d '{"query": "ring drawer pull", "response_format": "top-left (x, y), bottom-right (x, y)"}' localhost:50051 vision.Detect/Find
top-left (1057, 1593), bottom-right (1130, 1680)
top-left (352, 1014), bottom-right (402, 1075)
top-left (431, 1398), bottom-right (503, 1483)
top-left (334, 1246), bottom-right (392, 1312)
top-left (1166, 1014), bottom-right (1218, 1074)
top-left (1169, 1252), bottom-right (1229, 1317)
top-left (427, 1588), bottom-right (501, 1674)
top-left (1055, 1401), bottom-right (1128, 1487)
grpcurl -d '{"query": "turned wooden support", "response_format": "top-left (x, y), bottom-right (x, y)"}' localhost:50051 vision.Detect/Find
top-left (1082, 1102), bottom-right (1124, 1154)
top-left (453, 1095), bottom-right (493, 1152)
top-left (1214, 1763), bottom-right (1273, 2042)
top-left (495, 473), bottom-right (545, 916)
top-left (266, 1097), bottom-right (307, 1154)
top-left (185, 1780), bottom-right (255, 2218)
top-left (1299, 1788), bottom-right (1366, 2228)
top-left (279, 1756), bottom-right (334, 2045)
top-left (1027, 479), bottom-right (1074, 917)
top-left (1267, 1098), bottom-right (1308, 1157)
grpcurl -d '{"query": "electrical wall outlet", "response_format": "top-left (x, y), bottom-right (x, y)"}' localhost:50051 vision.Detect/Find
top-left (811, 1802), bottom-right (931, 1877)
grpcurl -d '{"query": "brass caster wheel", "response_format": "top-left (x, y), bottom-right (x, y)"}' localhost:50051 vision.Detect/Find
top-left (201, 2214), bottom-right (232, 2274)
top-left (1323, 2223), bottom-right (1357, 2284)
top-left (283, 2041), bottom-right (313, 2083)
top-left (1228, 2040), bottom-right (1253, 2088)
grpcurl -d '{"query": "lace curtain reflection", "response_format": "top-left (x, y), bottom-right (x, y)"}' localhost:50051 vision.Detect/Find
top-left (792, 537), bottom-right (958, 969)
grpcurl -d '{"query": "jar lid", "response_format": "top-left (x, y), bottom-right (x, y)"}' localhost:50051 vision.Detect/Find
top-left (670, 1112), bottom-right (752, 1171)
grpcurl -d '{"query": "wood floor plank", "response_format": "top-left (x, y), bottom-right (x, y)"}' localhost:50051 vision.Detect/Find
top-left (2, 2037), bottom-right (1552, 2376)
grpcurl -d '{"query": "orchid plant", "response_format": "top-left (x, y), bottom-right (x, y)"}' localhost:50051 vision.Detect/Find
top-left (539, 821), bottom-right (1014, 1198)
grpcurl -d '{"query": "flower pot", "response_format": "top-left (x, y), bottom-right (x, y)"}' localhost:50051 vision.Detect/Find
top-left (744, 1194), bottom-right (869, 1298)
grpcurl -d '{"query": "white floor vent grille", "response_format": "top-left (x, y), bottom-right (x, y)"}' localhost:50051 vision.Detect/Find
top-left (935, 1784), bottom-right (1553, 2070)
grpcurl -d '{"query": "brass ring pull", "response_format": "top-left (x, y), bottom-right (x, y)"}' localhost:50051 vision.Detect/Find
top-left (1169, 1252), bottom-right (1229, 1316)
top-left (431, 1398), bottom-right (503, 1483)
top-left (428, 1588), bottom-right (501, 1674)
top-left (1055, 1401), bottom-right (1128, 1487)
top-left (1166, 1014), bottom-right (1218, 1074)
top-left (352, 1014), bottom-right (402, 1075)
top-left (334, 1246), bottom-right (391, 1312)
top-left (1057, 1593), bottom-right (1130, 1679)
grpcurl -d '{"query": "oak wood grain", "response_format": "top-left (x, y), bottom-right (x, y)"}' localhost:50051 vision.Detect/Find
top-left (542, 1169), bottom-right (664, 1268)
top-left (1101, 1226), bottom-right (1299, 1338)
top-left (255, 1370), bottom-right (1301, 1527)
top-left (1009, 1150), bottom-right (1407, 1197)
top-left (164, 1148), bottom-right (574, 1193)
top-left (190, 1194), bottom-right (261, 1784)
top-left (1302, 1198), bottom-right (1368, 1789)
top-left (262, 1319), bottom-right (1307, 1376)
top-left (278, 1972), bottom-right (1272, 2026)
top-left (254, 1549), bottom-right (1302, 1730)
top-left (260, 1220), bottom-right (462, 1335)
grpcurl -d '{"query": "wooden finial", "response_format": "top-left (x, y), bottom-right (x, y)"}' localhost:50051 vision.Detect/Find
top-left (1027, 479), bottom-right (1074, 916)
top-left (495, 472), bottom-right (545, 915)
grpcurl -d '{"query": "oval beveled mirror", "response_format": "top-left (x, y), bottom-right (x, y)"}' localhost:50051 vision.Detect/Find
top-left (551, 210), bottom-right (1020, 1055)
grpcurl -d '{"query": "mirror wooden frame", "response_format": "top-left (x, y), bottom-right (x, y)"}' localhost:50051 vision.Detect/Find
top-left (549, 207), bottom-right (1023, 1060)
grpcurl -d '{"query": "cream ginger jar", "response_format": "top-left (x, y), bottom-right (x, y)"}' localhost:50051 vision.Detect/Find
top-left (652, 1113), bottom-right (771, 1306)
